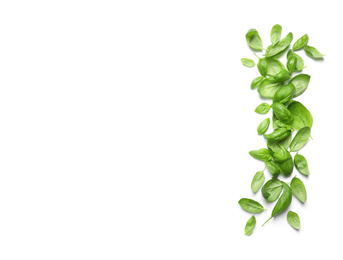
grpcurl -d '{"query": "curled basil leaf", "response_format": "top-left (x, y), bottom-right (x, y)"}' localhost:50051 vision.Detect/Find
top-left (245, 215), bottom-right (256, 236)
top-left (304, 45), bottom-right (324, 59)
top-left (291, 177), bottom-right (307, 203)
top-left (255, 103), bottom-right (271, 114)
top-left (273, 83), bottom-right (295, 104)
top-left (251, 76), bottom-right (265, 90)
top-left (264, 128), bottom-right (291, 141)
top-left (287, 55), bottom-right (297, 74)
top-left (265, 160), bottom-right (280, 177)
top-left (292, 34), bottom-right (309, 51)
top-left (287, 211), bottom-right (300, 230)
top-left (278, 157), bottom-right (294, 177)
top-left (262, 178), bottom-right (283, 202)
top-left (257, 79), bottom-right (282, 99)
top-left (289, 74), bottom-right (311, 98)
top-left (249, 148), bottom-right (272, 161)
top-left (238, 198), bottom-right (266, 213)
top-left (271, 102), bottom-right (294, 125)
top-left (270, 24), bottom-right (282, 45)
top-left (265, 33), bottom-right (293, 57)
top-left (294, 153), bottom-right (310, 176)
top-left (290, 127), bottom-right (311, 152)
top-left (251, 171), bottom-right (265, 193)
top-left (241, 58), bottom-right (255, 67)
top-left (257, 118), bottom-right (270, 135)
top-left (287, 50), bottom-right (305, 72)
top-left (273, 69), bottom-right (290, 83)
top-left (246, 29), bottom-right (263, 51)
top-left (287, 101), bottom-right (313, 130)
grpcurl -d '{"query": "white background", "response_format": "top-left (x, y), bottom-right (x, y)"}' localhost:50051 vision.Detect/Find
top-left (0, 0), bottom-right (342, 259)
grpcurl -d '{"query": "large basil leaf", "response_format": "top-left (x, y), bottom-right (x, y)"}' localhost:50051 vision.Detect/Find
top-left (265, 160), bottom-right (280, 177)
top-left (262, 178), bottom-right (283, 202)
top-left (249, 148), bottom-right (272, 161)
top-left (241, 58), bottom-right (255, 67)
top-left (245, 215), bottom-right (256, 236)
top-left (290, 177), bottom-right (307, 203)
top-left (273, 83), bottom-right (295, 104)
top-left (255, 103), bottom-right (270, 114)
top-left (251, 171), bottom-right (265, 193)
top-left (272, 145), bottom-right (291, 162)
top-left (294, 153), bottom-right (310, 176)
top-left (264, 128), bottom-right (291, 141)
top-left (270, 24), bottom-right (282, 45)
top-left (238, 198), bottom-right (266, 213)
top-left (257, 78), bottom-right (283, 99)
top-left (289, 74), bottom-right (311, 98)
top-left (271, 102), bottom-right (293, 125)
top-left (278, 157), bottom-right (293, 177)
top-left (251, 76), bottom-right (265, 90)
top-left (292, 34), bottom-right (309, 51)
top-left (287, 211), bottom-right (300, 230)
top-left (304, 45), bottom-right (324, 59)
top-left (287, 50), bottom-right (305, 72)
top-left (257, 118), bottom-right (270, 135)
top-left (265, 32), bottom-right (293, 57)
top-left (290, 127), bottom-right (311, 152)
top-left (287, 101), bottom-right (313, 130)
top-left (246, 29), bottom-right (263, 51)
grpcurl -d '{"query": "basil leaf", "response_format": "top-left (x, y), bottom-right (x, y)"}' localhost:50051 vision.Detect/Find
top-left (255, 103), bottom-right (270, 114)
top-left (287, 50), bottom-right (305, 72)
top-left (287, 101), bottom-right (313, 130)
top-left (251, 171), bottom-right (265, 193)
top-left (267, 140), bottom-right (280, 153)
top-left (289, 74), bottom-right (311, 98)
top-left (304, 45), bottom-right (324, 59)
top-left (294, 153), bottom-right (310, 176)
top-left (245, 215), bottom-right (256, 236)
top-left (270, 24), bottom-right (282, 45)
top-left (265, 160), bottom-right (280, 177)
top-left (251, 76), bottom-right (265, 90)
top-left (241, 58), bottom-right (255, 67)
top-left (262, 178), bottom-right (283, 202)
top-left (278, 157), bottom-right (294, 177)
top-left (263, 182), bottom-right (292, 225)
top-left (287, 55), bottom-right (297, 74)
top-left (274, 120), bottom-right (293, 130)
top-left (257, 58), bottom-right (268, 77)
top-left (246, 29), bottom-right (263, 51)
top-left (287, 211), bottom-right (300, 230)
top-left (238, 198), bottom-right (266, 213)
top-left (290, 177), bottom-right (307, 203)
top-left (257, 118), bottom-right (270, 135)
top-left (264, 58), bottom-right (287, 77)
top-left (290, 127), bottom-right (311, 152)
top-left (273, 83), bottom-right (295, 104)
top-left (257, 78), bottom-right (283, 99)
top-left (271, 102), bottom-right (294, 125)
top-left (264, 128), bottom-right (291, 141)
top-left (249, 148), bottom-right (272, 161)
top-left (272, 112), bottom-right (278, 130)
top-left (292, 34), bottom-right (309, 51)
top-left (265, 33), bottom-right (293, 57)
top-left (272, 145), bottom-right (291, 162)
top-left (278, 133), bottom-right (293, 149)
top-left (273, 69), bottom-right (290, 83)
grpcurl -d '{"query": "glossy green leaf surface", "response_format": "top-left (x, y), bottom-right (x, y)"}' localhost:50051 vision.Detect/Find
top-left (278, 157), bottom-right (294, 177)
top-left (287, 211), bottom-right (300, 230)
top-left (273, 83), bottom-right (295, 104)
top-left (273, 69), bottom-right (290, 83)
top-left (251, 171), bottom-right (265, 193)
top-left (287, 55), bottom-right (297, 74)
top-left (245, 215), bottom-right (256, 236)
top-left (262, 178), bottom-right (283, 202)
top-left (265, 33), bottom-right (293, 57)
top-left (265, 160), bottom-right (280, 177)
top-left (289, 74), bottom-right (311, 98)
top-left (264, 128), bottom-right (291, 141)
top-left (257, 118), bottom-right (270, 135)
top-left (287, 101), bottom-right (313, 130)
top-left (293, 34), bottom-right (309, 51)
top-left (304, 45), bottom-right (324, 59)
top-left (272, 145), bottom-right (291, 162)
top-left (294, 153), bottom-right (310, 176)
top-left (257, 79), bottom-right (282, 99)
top-left (270, 24), bottom-right (282, 45)
top-left (271, 102), bottom-right (294, 125)
top-left (290, 127), bottom-right (311, 152)
top-left (238, 198), bottom-right (266, 213)
top-left (255, 103), bottom-right (271, 114)
top-left (246, 29), bottom-right (263, 51)
top-left (287, 50), bottom-right (305, 72)
top-left (241, 58), bottom-right (255, 67)
top-left (249, 148), bottom-right (272, 161)
top-left (251, 76), bottom-right (265, 90)
top-left (291, 177), bottom-right (307, 203)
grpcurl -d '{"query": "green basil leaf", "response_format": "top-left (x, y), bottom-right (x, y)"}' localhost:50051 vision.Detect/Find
top-left (290, 176), bottom-right (307, 203)
top-left (265, 160), bottom-right (280, 178)
top-left (273, 69), bottom-right (290, 83)
top-left (257, 58), bottom-right (268, 77)
top-left (267, 140), bottom-right (280, 153)
top-left (292, 34), bottom-right (309, 51)
top-left (278, 157), bottom-right (294, 177)
top-left (264, 58), bottom-right (287, 77)
top-left (272, 112), bottom-right (278, 130)
top-left (238, 198), bottom-right (266, 213)
top-left (251, 76), bottom-right (265, 90)
top-left (274, 120), bottom-right (293, 130)
top-left (246, 29), bottom-right (263, 51)
top-left (251, 171), bottom-right (265, 193)
top-left (287, 55), bottom-right (297, 74)
top-left (257, 118), bottom-right (270, 135)
top-left (287, 101), bottom-right (313, 130)
top-left (241, 58), bottom-right (255, 67)
top-left (257, 78), bottom-right (283, 99)
top-left (290, 127), bottom-right (311, 152)
top-left (287, 211), bottom-right (300, 230)
top-left (270, 24), bottom-right (282, 45)
top-left (271, 102), bottom-right (294, 125)
top-left (262, 178), bottom-right (283, 202)
top-left (304, 45), bottom-right (324, 59)
top-left (249, 148), bottom-right (272, 161)
top-left (273, 83), bottom-right (295, 104)
top-left (294, 153), bottom-right (310, 176)
top-left (245, 215), bottom-right (256, 236)
top-left (278, 133), bottom-right (293, 149)
top-left (287, 50), bottom-right (305, 72)
top-left (264, 128), bottom-right (291, 141)
top-left (289, 74), bottom-right (311, 98)
top-left (272, 145), bottom-right (291, 162)
top-left (265, 33), bottom-right (293, 57)
top-left (255, 103), bottom-right (271, 114)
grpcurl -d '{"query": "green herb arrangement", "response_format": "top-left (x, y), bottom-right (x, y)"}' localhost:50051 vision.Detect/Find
top-left (239, 25), bottom-right (324, 235)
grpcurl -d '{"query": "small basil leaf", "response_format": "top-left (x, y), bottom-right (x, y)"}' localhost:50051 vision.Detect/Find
top-left (265, 33), bottom-right (293, 57)
top-left (294, 153), bottom-right (310, 176)
top-left (287, 55), bottom-right (297, 74)
top-left (257, 58), bottom-right (268, 77)
top-left (287, 50), bottom-right (305, 72)
top-left (264, 128), bottom-right (291, 141)
top-left (290, 177), bottom-right (307, 203)
top-left (238, 198), bottom-right (266, 213)
top-left (251, 76), bottom-right (265, 90)
top-left (271, 102), bottom-right (294, 125)
top-left (287, 211), bottom-right (300, 230)
top-left (265, 160), bottom-right (280, 177)
top-left (290, 127), bottom-right (311, 152)
top-left (245, 215), bottom-right (256, 236)
top-left (246, 29), bottom-right (263, 51)
top-left (257, 118), bottom-right (270, 135)
top-left (262, 178), bottom-right (283, 202)
top-left (270, 24), bottom-right (282, 45)
top-left (257, 78), bottom-right (283, 99)
top-left (255, 103), bottom-right (271, 114)
top-left (292, 34), bottom-right (309, 51)
top-left (289, 74), bottom-right (311, 98)
top-left (287, 101), bottom-right (313, 130)
top-left (251, 171), bottom-right (265, 193)
top-left (273, 69), bottom-right (290, 83)
top-left (304, 45), bottom-right (324, 59)
top-left (277, 157), bottom-right (294, 177)
top-left (249, 148), bottom-right (272, 161)
top-left (273, 83), bottom-right (295, 104)
top-left (272, 145), bottom-right (291, 162)
top-left (241, 58), bottom-right (256, 67)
